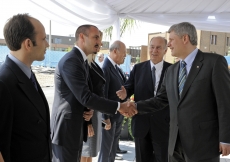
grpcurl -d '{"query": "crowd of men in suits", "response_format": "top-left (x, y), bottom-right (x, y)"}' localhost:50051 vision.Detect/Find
top-left (0, 13), bottom-right (230, 162)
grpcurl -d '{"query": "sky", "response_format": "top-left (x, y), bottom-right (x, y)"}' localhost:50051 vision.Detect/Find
top-left (0, 1), bottom-right (170, 47)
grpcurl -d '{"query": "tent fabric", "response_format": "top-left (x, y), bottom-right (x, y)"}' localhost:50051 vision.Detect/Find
top-left (29, 0), bottom-right (230, 33)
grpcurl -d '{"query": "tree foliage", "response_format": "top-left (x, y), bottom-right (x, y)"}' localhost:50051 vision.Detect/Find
top-left (103, 18), bottom-right (138, 40)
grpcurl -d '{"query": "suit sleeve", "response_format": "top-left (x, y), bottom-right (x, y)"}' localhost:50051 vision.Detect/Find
top-left (101, 66), bottom-right (111, 120)
top-left (61, 57), bottom-right (118, 115)
top-left (124, 65), bottom-right (135, 99)
top-left (0, 81), bottom-right (13, 161)
top-left (137, 70), bottom-right (169, 114)
top-left (212, 56), bottom-right (230, 143)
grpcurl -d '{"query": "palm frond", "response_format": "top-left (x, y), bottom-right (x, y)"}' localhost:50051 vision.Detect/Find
top-left (103, 18), bottom-right (139, 40)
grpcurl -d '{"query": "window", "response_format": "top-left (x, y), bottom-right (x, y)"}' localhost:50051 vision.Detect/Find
top-left (227, 37), bottom-right (230, 46)
top-left (210, 35), bottom-right (217, 45)
top-left (54, 38), bottom-right (62, 44)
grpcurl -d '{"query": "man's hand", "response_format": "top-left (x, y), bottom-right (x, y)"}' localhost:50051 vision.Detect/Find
top-left (116, 86), bottom-right (127, 100)
top-left (103, 119), bottom-right (111, 130)
top-left (0, 152), bottom-right (4, 162)
top-left (88, 124), bottom-right (94, 137)
top-left (220, 143), bottom-right (230, 156)
top-left (83, 109), bottom-right (94, 121)
top-left (119, 101), bottom-right (137, 117)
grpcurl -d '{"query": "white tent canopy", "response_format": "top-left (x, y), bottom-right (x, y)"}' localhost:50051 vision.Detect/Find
top-left (27, 0), bottom-right (230, 40)
top-left (1, 0), bottom-right (230, 40)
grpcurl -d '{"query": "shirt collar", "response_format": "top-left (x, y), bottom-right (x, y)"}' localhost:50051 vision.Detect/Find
top-left (75, 45), bottom-right (87, 61)
top-left (8, 53), bottom-right (31, 78)
top-left (107, 56), bottom-right (117, 68)
top-left (181, 48), bottom-right (198, 67)
top-left (150, 60), bottom-right (164, 71)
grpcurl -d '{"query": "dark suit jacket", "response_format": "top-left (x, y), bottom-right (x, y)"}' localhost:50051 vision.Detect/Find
top-left (89, 61), bottom-right (105, 97)
top-left (125, 60), bottom-right (171, 141)
top-left (102, 57), bottom-right (126, 120)
top-left (84, 61), bottom-right (106, 137)
top-left (137, 50), bottom-right (230, 161)
top-left (50, 47), bottom-right (118, 152)
top-left (0, 56), bottom-right (51, 162)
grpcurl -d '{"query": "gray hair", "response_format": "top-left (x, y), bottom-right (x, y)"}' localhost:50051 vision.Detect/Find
top-left (168, 22), bottom-right (197, 45)
top-left (109, 41), bottom-right (121, 52)
top-left (150, 36), bottom-right (167, 49)
top-left (99, 53), bottom-right (104, 57)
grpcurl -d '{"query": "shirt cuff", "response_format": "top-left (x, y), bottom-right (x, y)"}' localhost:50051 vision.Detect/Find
top-left (220, 142), bottom-right (230, 145)
top-left (115, 102), bottom-right (120, 114)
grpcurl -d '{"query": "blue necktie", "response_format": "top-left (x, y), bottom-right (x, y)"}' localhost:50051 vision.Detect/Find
top-left (178, 61), bottom-right (187, 97)
top-left (30, 71), bottom-right (38, 91)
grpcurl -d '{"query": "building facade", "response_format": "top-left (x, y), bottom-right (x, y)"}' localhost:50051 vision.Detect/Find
top-left (148, 30), bottom-right (230, 63)
top-left (0, 35), bottom-right (109, 52)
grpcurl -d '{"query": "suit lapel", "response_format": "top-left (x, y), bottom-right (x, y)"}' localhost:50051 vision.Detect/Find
top-left (91, 62), bottom-right (106, 83)
top-left (117, 67), bottom-right (126, 82)
top-left (173, 62), bottom-right (180, 102)
top-left (145, 61), bottom-right (155, 93)
top-left (104, 58), bottom-right (124, 85)
top-left (5, 57), bottom-right (48, 122)
top-left (157, 62), bottom-right (169, 92)
top-left (179, 51), bottom-right (203, 102)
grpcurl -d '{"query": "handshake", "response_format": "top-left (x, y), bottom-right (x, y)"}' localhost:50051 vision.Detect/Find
top-left (116, 86), bottom-right (138, 117)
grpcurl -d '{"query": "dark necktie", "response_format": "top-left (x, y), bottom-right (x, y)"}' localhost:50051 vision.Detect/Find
top-left (85, 60), bottom-right (90, 80)
top-left (115, 65), bottom-right (123, 80)
top-left (178, 61), bottom-right (187, 97)
top-left (151, 66), bottom-right (156, 92)
top-left (30, 71), bottom-right (38, 91)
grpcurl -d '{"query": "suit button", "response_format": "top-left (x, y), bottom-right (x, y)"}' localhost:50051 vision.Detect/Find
top-left (37, 119), bottom-right (42, 124)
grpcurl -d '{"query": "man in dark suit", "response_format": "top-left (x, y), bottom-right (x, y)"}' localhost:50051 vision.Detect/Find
top-left (118, 37), bottom-right (171, 162)
top-left (125, 22), bottom-right (230, 162)
top-left (51, 25), bottom-right (137, 162)
top-left (98, 41), bottom-right (127, 162)
top-left (0, 14), bottom-right (51, 162)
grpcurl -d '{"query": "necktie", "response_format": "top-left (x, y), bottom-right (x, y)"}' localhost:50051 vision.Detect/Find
top-left (85, 60), bottom-right (89, 79)
top-left (115, 65), bottom-right (123, 80)
top-left (30, 71), bottom-right (38, 91)
top-left (178, 61), bottom-right (187, 97)
top-left (151, 66), bottom-right (156, 92)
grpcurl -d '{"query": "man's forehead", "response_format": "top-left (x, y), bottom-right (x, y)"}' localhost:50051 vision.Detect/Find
top-left (89, 26), bottom-right (99, 34)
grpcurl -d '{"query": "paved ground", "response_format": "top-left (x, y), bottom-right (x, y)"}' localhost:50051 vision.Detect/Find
top-left (41, 86), bottom-right (230, 162)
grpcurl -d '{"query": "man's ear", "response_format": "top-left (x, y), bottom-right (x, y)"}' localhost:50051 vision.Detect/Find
top-left (23, 38), bottom-right (32, 50)
top-left (79, 33), bottom-right (85, 42)
top-left (114, 48), bottom-right (118, 54)
top-left (183, 34), bottom-right (190, 44)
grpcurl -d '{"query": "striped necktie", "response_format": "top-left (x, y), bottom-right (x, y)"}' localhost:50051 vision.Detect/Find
top-left (178, 61), bottom-right (187, 97)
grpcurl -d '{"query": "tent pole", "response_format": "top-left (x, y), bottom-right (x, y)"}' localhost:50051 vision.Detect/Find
top-left (49, 20), bottom-right (51, 50)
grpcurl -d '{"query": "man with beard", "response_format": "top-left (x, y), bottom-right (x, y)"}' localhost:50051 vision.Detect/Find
top-left (51, 25), bottom-right (137, 162)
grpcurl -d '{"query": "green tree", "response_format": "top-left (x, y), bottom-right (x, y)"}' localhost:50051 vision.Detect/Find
top-left (103, 18), bottom-right (139, 40)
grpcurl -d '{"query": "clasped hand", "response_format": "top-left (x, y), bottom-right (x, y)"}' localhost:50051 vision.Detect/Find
top-left (116, 86), bottom-right (137, 117)
top-left (119, 100), bottom-right (137, 117)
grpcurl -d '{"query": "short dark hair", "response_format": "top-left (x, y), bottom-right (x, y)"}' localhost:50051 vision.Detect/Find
top-left (75, 24), bottom-right (98, 41)
top-left (3, 13), bottom-right (37, 51)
